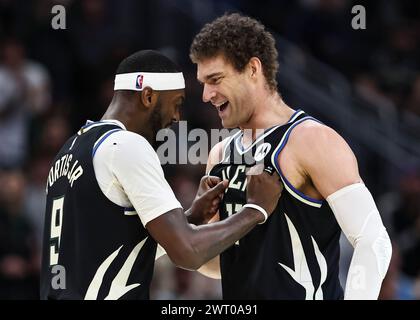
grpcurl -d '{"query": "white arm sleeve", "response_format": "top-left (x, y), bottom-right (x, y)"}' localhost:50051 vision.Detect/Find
top-left (94, 130), bottom-right (182, 226)
top-left (326, 183), bottom-right (392, 300)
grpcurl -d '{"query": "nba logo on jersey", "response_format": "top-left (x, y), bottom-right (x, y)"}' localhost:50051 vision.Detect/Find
top-left (254, 142), bottom-right (271, 161)
top-left (136, 75), bottom-right (144, 89)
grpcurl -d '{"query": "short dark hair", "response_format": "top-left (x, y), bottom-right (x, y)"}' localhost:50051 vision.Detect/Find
top-left (190, 13), bottom-right (279, 92)
top-left (116, 50), bottom-right (181, 74)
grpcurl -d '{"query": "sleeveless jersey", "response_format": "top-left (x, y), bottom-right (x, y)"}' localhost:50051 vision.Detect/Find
top-left (209, 110), bottom-right (344, 300)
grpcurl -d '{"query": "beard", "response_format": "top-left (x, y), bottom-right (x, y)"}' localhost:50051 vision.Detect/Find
top-left (149, 100), bottom-right (165, 149)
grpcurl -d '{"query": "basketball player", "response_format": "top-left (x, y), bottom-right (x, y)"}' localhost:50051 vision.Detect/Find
top-left (190, 14), bottom-right (392, 299)
top-left (40, 50), bottom-right (282, 300)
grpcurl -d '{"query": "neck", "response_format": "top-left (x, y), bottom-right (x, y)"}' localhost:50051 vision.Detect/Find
top-left (101, 95), bottom-right (153, 144)
top-left (239, 90), bottom-right (295, 142)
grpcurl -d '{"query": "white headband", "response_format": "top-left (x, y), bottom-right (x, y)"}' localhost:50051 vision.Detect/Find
top-left (114, 72), bottom-right (185, 91)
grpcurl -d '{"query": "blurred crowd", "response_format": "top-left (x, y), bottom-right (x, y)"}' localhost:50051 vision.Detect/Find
top-left (0, 0), bottom-right (419, 299)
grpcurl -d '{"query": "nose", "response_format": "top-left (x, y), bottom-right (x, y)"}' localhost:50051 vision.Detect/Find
top-left (202, 83), bottom-right (216, 103)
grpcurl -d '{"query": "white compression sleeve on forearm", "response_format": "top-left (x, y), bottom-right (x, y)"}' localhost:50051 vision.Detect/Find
top-left (326, 183), bottom-right (392, 300)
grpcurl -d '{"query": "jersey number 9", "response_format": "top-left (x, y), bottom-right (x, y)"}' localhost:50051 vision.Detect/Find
top-left (50, 196), bottom-right (64, 266)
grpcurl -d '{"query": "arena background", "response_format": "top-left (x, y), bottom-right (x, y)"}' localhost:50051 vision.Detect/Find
top-left (0, 0), bottom-right (419, 300)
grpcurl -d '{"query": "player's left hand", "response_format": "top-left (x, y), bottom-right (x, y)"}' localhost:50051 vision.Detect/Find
top-left (196, 175), bottom-right (223, 197)
top-left (188, 176), bottom-right (228, 225)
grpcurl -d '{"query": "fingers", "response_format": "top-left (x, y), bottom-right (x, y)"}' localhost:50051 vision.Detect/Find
top-left (210, 198), bottom-right (221, 214)
top-left (206, 175), bottom-right (222, 187)
top-left (246, 164), bottom-right (277, 176)
top-left (212, 198), bottom-right (220, 207)
top-left (246, 163), bottom-right (264, 175)
top-left (246, 165), bottom-right (283, 196)
top-left (267, 172), bottom-right (283, 191)
top-left (199, 175), bottom-right (221, 189)
top-left (197, 175), bottom-right (222, 198)
top-left (206, 180), bottom-right (228, 197)
top-left (263, 165), bottom-right (275, 176)
top-left (245, 165), bottom-right (281, 183)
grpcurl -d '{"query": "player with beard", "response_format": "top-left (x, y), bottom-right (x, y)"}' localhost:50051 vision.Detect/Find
top-left (40, 50), bottom-right (282, 300)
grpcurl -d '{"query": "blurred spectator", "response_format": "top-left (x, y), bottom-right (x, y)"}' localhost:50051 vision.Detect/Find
top-left (406, 75), bottom-right (420, 117)
top-left (0, 38), bottom-right (51, 168)
top-left (0, 170), bottom-right (40, 299)
top-left (23, 113), bottom-right (71, 248)
top-left (24, 155), bottom-right (51, 247)
top-left (354, 73), bottom-right (397, 116)
top-left (389, 170), bottom-right (420, 298)
top-left (71, 0), bottom-right (115, 67)
top-left (379, 244), bottom-right (401, 299)
top-left (36, 114), bottom-right (71, 158)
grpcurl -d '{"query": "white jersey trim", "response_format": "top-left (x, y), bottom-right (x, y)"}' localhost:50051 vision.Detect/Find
top-left (92, 128), bottom-right (182, 226)
top-left (270, 117), bottom-right (324, 208)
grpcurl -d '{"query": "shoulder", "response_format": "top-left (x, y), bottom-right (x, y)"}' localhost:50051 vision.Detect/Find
top-left (209, 140), bottom-right (225, 161)
top-left (100, 130), bottom-right (154, 153)
top-left (288, 120), bottom-right (353, 160)
top-left (290, 120), bottom-right (337, 144)
top-left (287, 120), bottom-right (361, 196)
top-left (95, 130), bottom-right (158, 166)
top-left (110, 130), bottom-right (151, 145)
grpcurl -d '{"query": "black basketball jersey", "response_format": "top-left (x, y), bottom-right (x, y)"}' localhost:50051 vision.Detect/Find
top-left (41, 122), bottom-right (157, 300)
top-left (209, 110), bottom-right (344, 300)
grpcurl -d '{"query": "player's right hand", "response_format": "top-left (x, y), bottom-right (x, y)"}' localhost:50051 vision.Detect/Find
top-left (246, 164), bottom-right (283, 217)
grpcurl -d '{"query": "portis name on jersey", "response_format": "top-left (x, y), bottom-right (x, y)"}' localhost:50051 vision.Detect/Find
top-left (46, 153), bottom-right (84, 194)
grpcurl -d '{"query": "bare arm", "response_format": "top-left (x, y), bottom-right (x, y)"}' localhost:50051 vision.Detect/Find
top-left (146, 205), bottom-right (262, 271)
top-left (146, 170), bottom-right (281, 271)
top-left (148, 137), bottom-right (283, 272)
top-left (289, 121), bottom-right (391, 299)
top-left (196, 140), bottom-right (225, 277)
top-left (197, 212), bottom-right (222, 278)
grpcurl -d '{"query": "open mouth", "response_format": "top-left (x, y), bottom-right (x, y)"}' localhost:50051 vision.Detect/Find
top-left (218, 101), bottom-right (229, 113)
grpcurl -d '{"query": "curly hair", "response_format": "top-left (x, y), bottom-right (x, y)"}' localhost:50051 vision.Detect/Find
top-left (190, 13), bottom-right (279, 92)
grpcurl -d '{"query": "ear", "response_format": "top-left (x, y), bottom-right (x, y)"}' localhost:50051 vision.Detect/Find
top-left (248, 57), bottom-right (262, 80)
top-left (141, 87), bottom-right (158, 109)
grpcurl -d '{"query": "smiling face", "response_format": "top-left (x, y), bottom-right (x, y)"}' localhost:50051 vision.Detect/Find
top-left (196, 55), bottom-right (255, 128)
